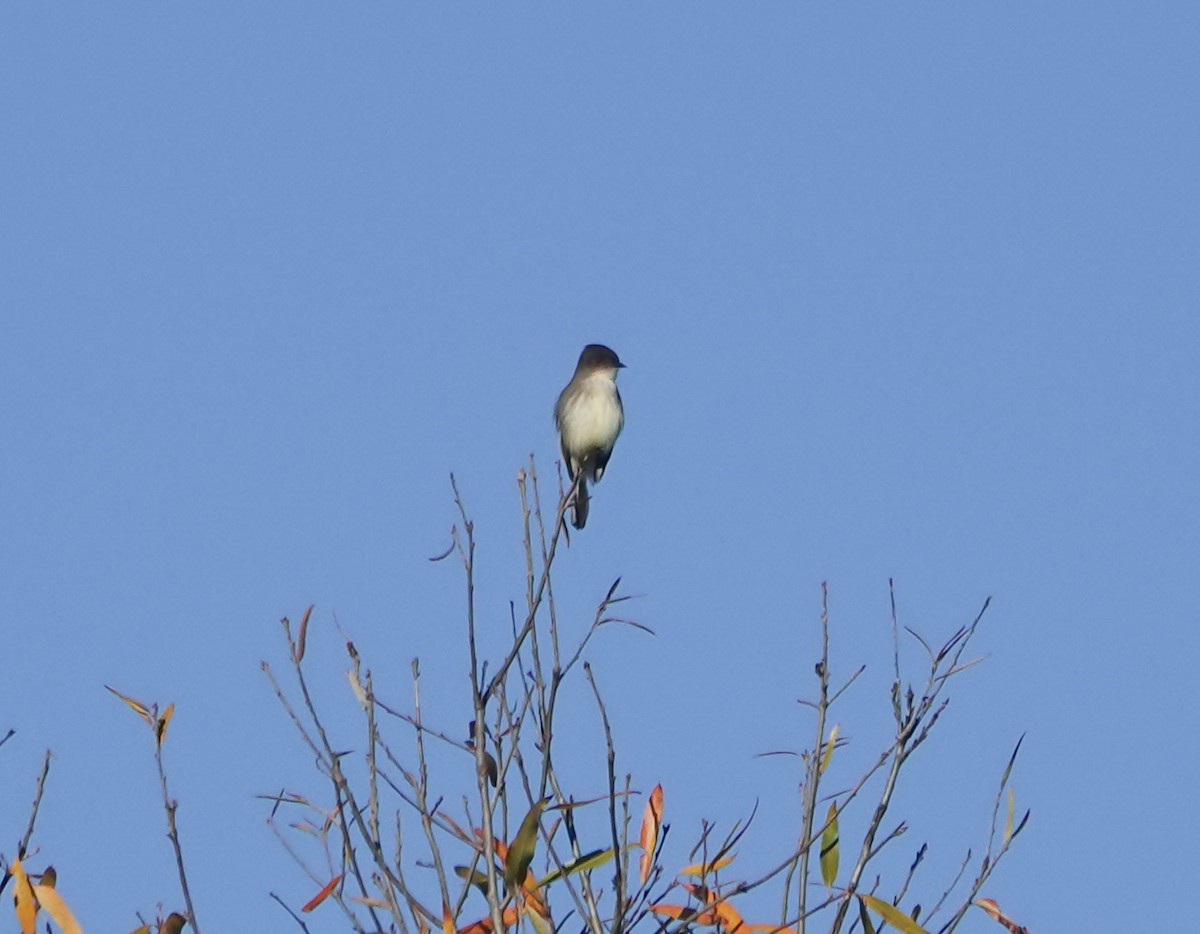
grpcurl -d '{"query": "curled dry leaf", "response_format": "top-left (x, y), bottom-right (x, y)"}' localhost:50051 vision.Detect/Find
top-left (639, 783), bottom-right (664, 885)
top-left (974, 898), bottom-right (1030, 934)
top-left (161, 912), bottom-right (188, 934)
top-left (295, 603), bottom-right (314, 663)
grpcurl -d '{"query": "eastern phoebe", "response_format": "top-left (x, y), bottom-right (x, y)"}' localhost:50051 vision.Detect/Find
top-left (554, 344), bottom-right (626, 529)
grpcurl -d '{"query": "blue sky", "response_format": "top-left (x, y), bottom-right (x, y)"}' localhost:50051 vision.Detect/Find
top-left (2, 4), bottom-right (1197, 932)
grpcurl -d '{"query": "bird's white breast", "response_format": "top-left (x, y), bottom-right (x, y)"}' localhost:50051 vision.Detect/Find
top-left (560, 374), bottom-right (624, 451)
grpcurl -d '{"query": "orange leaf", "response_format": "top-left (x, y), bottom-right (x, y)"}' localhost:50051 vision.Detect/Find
top-left (639, 783), bottom-right (663, 884)
top-left (11, 858), bottom-right (37, 934)
top-left (106, 685), bottom-right (154, 723)
top-left (522, 889), bottom-right (554, 934)
top-left (713, 899), bottom-right (749, 934)
top-left (31, 884), bottom-right (82, 934)
top-left (156, 703), bottom-right (175, 746)
top-left (301, 874), bottom-right (343, 912)
top-left (443, 902), bottom-right (457, 934)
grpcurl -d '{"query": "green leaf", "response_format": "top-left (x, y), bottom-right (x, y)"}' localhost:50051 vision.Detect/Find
top-left (454, 865), bottom-right (490, 897)
top-left (859, 896), bottom-right (930, 934)
top-left (819, 802), bottom-right (839, 887)
top-left (538, 848), bottom-right (615, 887)
top-left (505, 797), bottom-right (551, 890)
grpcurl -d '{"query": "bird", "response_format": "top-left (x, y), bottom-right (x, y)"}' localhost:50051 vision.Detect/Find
top-left (554, 344), bottom-right (626, 529)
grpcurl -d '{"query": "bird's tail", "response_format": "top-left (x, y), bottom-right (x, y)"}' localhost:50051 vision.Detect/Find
top-left (571, 476), bottom-right (590, 529)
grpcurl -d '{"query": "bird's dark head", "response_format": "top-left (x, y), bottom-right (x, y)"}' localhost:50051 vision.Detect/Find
top-left (577, 344), bottom-right (625, 373)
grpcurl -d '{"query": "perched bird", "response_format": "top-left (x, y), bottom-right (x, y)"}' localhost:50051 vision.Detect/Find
top-left (554, 344), bottom-right (626, 529)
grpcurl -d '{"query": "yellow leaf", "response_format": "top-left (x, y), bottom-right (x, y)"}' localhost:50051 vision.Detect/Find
top-left (820, 723), bottom-right (839, 774)
top-left (31, 884), bottom-right (82, 934)
top-left (537, 847), bottom-right (614, 887)
top-left (11, 857), bottom-right (37, 934)
top-left (1004, 788), bottom-right (1014, 844)
top-left (505, 797), bottom-right (550, 890)
top-left (859, 896), bottom-right (929, 934)
top-left (301, 874), bottom-right (343, 912)
top-left (819, 802), bottom-right (839, 887)
top-left (639, 784), bottom-right (664, 884)
top-left (442, 902), bottom-right (455, 934)
top-left (129, 926), bottom-right (152, 934)
top-left (679, 854), bottom-right (736, 876)
top-left (106, 685), bottom-right (154, 724)
top-left (156, 703), bottom-right (175, 746)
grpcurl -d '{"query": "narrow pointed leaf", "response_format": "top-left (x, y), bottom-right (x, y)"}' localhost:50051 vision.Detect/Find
top-left (857, 898), bottom-right (878, 934)
top-left (639, 783), bottom-right (664, 884)
top-left (859, 896), bottom-right (930, 934)
top-left (679, 854), bottom-right (736, 876)
top-left (161, 916), bottom-right (187, 934)
top-left (106, 685), bottom-right (154, 723)
top-left (1004, 788), bottom-right (1014, 844)
top-left (442, 902), bottom-right (456, 934)
top-left (537, 847), bottom-right (614, 887)
top-left (31, 884), bottom-right (82, 934)
top-left (302, 874), bottom-right (343, 912)
top-left (455, 865), bottom-right (491, 896)
top-left (819, 801), bottom-right (839, 887)
top-left (505, 797), bottom-right (550, 889)
top-left (820, 723), bottom-right (839, 774)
